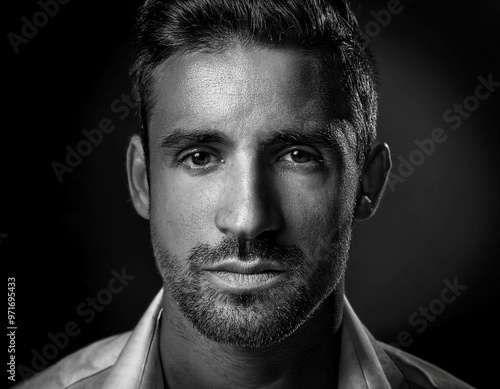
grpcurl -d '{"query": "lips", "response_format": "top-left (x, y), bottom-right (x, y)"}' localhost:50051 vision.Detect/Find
top-left (204, 260), bottom-right (285, 274)
top-left (203, 260), bottom-right (286, 291)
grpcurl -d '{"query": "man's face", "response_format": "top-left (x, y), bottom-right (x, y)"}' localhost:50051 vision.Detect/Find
top-left (147, 46), bottom-right (360, 348)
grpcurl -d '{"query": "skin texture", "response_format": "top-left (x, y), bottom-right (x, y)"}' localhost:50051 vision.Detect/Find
top-left (127, 46), bottom-right (391, 389)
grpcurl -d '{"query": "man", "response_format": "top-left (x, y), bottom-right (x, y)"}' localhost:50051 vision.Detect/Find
top-left (16, 0), bottom-right (474, 388)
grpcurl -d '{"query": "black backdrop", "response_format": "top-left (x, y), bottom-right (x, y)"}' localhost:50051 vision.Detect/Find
top-left (2, 1), bottom-right (499, 388)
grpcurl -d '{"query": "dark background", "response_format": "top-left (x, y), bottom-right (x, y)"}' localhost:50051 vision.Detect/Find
top-left (2, 1), bottom-right (499, 388)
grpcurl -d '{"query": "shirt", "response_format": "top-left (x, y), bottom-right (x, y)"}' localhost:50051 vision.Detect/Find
top-left (14, 290), bottom-right (475, 389)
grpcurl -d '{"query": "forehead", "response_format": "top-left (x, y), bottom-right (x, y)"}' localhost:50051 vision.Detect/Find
top-left (149, 46), bottom-right (338, 141)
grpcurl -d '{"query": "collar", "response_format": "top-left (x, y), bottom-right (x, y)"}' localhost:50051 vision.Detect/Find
top-left (339, 298), bottom-right (392, 389)
top-left (102, 290), bottom-right (393, 389)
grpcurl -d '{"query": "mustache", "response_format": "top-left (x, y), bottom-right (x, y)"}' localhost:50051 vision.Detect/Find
top-left (186, 236), bottom-right (305, 267)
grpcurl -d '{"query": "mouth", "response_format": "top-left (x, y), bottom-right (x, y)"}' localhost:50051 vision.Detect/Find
top-left (203, 260), bottom-right (286, 291)
top-left (204, 260), bottom-right (285, 274)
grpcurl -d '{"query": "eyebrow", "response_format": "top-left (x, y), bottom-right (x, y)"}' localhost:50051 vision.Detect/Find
top-left (158, 129), bottom-right (233, 150)
top-left (261, 127), bottom-right (338, 147)
top-left (157, 125), bottom-right (347, 156)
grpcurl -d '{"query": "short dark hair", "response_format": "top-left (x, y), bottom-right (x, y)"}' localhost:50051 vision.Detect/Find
top-left (131, 0), bottom-right (378, 170)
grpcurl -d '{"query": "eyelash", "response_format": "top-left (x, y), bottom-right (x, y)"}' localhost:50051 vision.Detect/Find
top-left (177, 149), bottom-right (224, 172)
top-left (277, 147), bottom-right (325, 170)
top-left (177, 147), bottom-right (325, 172)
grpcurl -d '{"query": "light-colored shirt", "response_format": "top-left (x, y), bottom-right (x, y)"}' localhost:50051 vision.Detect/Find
top-left (14, 290), bottom-right (474, 388)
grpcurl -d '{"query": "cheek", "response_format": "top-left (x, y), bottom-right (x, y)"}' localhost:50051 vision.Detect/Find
top-left (149, 169), bottom-right (220, 257)
top-left (277, 173), bottom-right (340, 249)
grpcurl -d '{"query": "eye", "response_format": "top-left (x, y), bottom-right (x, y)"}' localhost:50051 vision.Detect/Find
top-left (179, 150), bottom-right (224, 170)
top-left (276, 146), bottom-right (325, 172)
top-left (279, 148), bottom-right (323, 164)
top-left (284, 150), bottom-right (315, 163)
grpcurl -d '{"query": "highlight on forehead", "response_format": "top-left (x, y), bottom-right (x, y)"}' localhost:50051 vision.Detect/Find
top-left (148, 46), bottom-right (353, 131)
top-left (151, 46), bottom-right (324, 95)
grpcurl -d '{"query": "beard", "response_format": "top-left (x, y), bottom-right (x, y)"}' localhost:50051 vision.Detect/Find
top-left (151, 224), bottom-right (352, 349)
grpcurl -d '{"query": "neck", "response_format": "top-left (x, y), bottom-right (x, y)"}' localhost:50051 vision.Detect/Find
top-left (159, 282), bottom-right (344, 389)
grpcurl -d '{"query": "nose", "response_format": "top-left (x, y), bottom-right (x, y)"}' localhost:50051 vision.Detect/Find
top-left (215, 158), bottom-right (281, 240)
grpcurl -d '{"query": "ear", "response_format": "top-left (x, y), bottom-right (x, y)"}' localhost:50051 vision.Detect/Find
top-left (126, 135), bottom-right (149, 220)
top-left (354, 142), bottom-right (392, 221)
